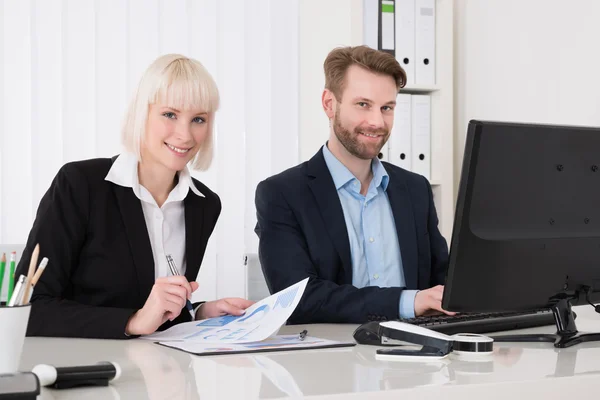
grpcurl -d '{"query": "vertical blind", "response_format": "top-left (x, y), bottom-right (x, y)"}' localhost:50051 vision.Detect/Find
top-left (0, 0), bottom-right (299, 300)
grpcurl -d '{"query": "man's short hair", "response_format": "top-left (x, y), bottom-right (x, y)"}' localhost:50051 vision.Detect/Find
top-left (324, 45), bottom-right (407, 101)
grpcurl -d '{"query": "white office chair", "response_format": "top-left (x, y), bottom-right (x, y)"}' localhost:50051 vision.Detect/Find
top-left (244, 253), bottom-right (272, 302)
top-left (0, 244), bottom-right (25, 302)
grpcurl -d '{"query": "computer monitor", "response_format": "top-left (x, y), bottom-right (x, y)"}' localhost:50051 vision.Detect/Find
top-left (442, 120), bottom-right (600, 348)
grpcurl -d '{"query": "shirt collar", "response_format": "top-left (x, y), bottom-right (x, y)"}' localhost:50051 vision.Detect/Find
top-left (372, 156), bottom-right (390, 191)
top-left (322, 144), bottom-right (389, 191)
top-left (105, 152), bottom-right (205, 202)
top-left (322, 144), bottom-right (356, 190)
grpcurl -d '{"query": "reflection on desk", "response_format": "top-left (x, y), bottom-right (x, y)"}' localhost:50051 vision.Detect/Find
top-left (18, 305), bottom-right (600, 399)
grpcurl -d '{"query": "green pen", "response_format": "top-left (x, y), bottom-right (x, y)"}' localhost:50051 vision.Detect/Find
top-left (7, 252), bottom-right (16, 302)
top-left (0, 253), bottom-right (5, 302)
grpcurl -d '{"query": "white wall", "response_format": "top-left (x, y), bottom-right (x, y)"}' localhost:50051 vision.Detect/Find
top-left (0, 0), bottom-right (299, 301)
top-left (454, 0), bottom-right (600, 186)
top-left (298, 0), bottom-right (363, 161)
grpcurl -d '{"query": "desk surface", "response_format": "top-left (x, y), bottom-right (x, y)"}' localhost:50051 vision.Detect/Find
top-left (19, 306), bottom-right (600, 399)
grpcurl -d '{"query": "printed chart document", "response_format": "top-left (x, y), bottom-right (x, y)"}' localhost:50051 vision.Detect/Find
top-left (141, 278), bottom-right (308, 344)
top-left (159, 335), bottom-right (356, 356)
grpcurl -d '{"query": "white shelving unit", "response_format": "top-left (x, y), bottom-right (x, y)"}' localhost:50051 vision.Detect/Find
top-left (428, 0), bottom-right (455, 241)
top-left (354, 0), bottom-right (455, 241)
top-left (299, 0), bottom-right (454, 241)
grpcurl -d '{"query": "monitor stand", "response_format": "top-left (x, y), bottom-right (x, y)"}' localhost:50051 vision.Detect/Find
top-left (492, 298), bottom-right (600, 348)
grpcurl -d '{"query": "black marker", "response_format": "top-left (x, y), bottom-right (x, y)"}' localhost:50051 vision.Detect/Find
top-left (32, 361), bottom-right (121, 389)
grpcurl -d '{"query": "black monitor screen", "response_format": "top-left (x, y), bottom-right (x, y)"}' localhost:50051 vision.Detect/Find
top-left (443, 120), bottom-right (600, 313)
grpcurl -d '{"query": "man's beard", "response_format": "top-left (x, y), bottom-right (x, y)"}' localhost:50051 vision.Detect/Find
top-left (332, 108), bottom-right (389, 160)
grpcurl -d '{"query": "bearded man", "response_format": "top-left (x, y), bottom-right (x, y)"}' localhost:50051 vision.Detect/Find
top-left (254, 46), bottom-right (452, 324)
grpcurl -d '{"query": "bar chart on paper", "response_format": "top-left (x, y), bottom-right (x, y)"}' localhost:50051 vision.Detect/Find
top-left (142, 278), bottom-right (308, 344)
top-left (274, 287), bottom-right (298, 309)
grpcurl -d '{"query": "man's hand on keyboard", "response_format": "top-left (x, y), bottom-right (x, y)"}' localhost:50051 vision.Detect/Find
top-left (414, 285), bottom-right (457, 317)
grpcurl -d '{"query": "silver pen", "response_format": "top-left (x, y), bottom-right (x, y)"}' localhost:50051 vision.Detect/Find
top-left (166, 254), bottom-right (180, 275)
top-left (165, 254), bottom-right (195, 319)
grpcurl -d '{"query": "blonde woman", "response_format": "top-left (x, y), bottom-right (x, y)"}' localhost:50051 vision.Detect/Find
top-left (16, 54), bottom-right (253, 338)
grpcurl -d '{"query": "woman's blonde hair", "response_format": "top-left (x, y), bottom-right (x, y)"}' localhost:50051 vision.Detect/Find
top-left (121, 54), bottom-right (220, 170)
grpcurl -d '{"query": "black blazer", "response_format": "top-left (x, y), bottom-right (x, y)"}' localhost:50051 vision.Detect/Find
top-left (255, 147), bottom-right (448, 324)
top-left (15, 156), bottom-right (221, 339)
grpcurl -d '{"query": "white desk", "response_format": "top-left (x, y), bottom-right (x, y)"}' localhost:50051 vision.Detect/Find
top-left (18, 306), bottom-right (600, 399)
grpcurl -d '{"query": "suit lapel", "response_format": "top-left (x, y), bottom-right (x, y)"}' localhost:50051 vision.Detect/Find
top-left (386, 169), bottom-right (418, 288)
top-left (113, 185), bottom-right (155, 301)
top-left (307, 150), bottom-right (353, 283)
top-left (183, 193), bottom-right (205, 282)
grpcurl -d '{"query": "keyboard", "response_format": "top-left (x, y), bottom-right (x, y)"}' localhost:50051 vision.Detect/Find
top-left (400, 309), bottom-right (557, 335)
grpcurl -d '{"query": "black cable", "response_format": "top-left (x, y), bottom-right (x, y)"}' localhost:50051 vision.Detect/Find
top-left (585, 287), bottom-right (600, 314)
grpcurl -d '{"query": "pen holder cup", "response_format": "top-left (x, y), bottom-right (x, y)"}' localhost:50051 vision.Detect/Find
top-left (0, 304), bottom-right (31, 374)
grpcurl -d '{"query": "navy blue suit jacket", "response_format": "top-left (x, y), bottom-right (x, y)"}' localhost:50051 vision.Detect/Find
top-left (255, 147), bottom-right (448, 324)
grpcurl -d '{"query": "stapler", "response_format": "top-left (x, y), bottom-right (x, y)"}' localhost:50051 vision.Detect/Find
top-left (361, 321), bottom-right (494, 361)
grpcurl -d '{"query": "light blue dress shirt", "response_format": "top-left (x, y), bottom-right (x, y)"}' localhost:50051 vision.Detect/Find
top-left (322, 145), bottom-right (418, 319)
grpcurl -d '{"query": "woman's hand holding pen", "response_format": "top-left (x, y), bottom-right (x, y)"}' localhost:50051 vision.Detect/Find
top-left (195, 298), bottom-right (255, 320)
top-left (125, 276), bottom-right (199, 336)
